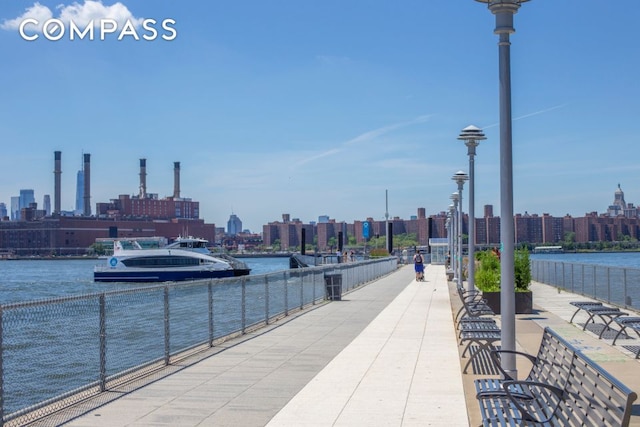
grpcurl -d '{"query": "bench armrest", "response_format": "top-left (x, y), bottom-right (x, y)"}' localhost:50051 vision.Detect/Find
top-left (502, 380), bottom-right (565, 424)
top-left (489, 349), bottom-right (537, 380)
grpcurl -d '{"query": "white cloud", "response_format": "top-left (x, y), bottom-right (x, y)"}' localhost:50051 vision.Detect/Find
top-left (0, 3), bottom-right (52, 30)
top-left (1, 1), bottom-right (143, 32)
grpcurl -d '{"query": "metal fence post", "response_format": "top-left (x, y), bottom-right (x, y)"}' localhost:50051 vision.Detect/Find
top-left (265, 275), bottom-right (270, 325)
top-left (99, 294), bottom-right (106, 392)
top-left (208, 282), bottom-right (214, 347)
top-left (241, 277), bottom-right (246, 334)
top-left (164, 286), bottom-right (170, 366)
top-left (607, 267), bottom-right (611, 303)
top-left (624, 269), bottom-right (628, 308)
top-left (284, 271), bottom-right (288, 317)
top-left (300, 271), bottom-right (304, 310)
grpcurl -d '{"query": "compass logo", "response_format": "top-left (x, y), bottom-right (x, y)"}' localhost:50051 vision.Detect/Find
top-left (17, 18), bottom-right (177, 41)
top-left (1, 1), bottom-right (177, 42)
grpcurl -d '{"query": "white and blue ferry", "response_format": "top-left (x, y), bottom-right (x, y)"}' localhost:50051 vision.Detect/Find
top-left (94, 237), bottom-right (250, 282)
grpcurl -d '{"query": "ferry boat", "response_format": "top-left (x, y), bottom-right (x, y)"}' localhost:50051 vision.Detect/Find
top-left (94, 237), bottom-right (250, 282)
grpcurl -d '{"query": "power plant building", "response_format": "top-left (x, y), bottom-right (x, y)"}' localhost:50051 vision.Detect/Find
top-left (0, 153), bottom-right (215, 256)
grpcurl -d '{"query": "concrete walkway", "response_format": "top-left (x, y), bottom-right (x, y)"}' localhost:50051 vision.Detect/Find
top-left (64, 264), bottom-right (466, 427)
top-left (54, 263), bottom-right (640, 426)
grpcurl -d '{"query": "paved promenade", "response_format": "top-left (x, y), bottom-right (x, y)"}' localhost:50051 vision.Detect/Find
top-left (59, 263), bottom-right (640, 427)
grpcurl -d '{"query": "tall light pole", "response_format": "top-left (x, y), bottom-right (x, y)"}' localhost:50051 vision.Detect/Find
top-left (448, 203), bottom-right (456, 279)
top-left (452, 172), bottom-right (469, 289)
top-left (450, 192), bottom-right (460, 286)
top-left (458, 126), bottom-right (486, 292)
top-left (475, 0), bottom-right (529, 379)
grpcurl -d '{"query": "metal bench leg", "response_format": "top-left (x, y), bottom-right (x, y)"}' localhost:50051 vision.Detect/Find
top-left (612, 326), bottom-right (628, 346)
top-left (597, 315), bottom-right (625, 339)
top-left (569, 308), bottom-right (582, 324)
top-left (462, 339), bottom-right (499, 374)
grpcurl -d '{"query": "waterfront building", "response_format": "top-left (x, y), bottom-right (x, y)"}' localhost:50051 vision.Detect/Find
top-left (0, 216), bottom-right (216, 256)
top-left (227, 214), bottom-right (242, 236)
top-left (263, 215), bottom-right (314, 251)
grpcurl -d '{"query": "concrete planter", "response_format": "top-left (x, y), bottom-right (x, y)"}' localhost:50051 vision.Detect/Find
top-left (482, 290), bottom-right (533, 315)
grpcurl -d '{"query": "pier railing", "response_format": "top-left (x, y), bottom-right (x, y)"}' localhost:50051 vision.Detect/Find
top-left (531, 259), bottom-right (640, 311)
top-left (0, 257), bottom-right (397, 427)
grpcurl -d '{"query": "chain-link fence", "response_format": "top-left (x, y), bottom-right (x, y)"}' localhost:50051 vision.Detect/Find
top-left (0, 257), bottom-right (397, 426)
top-left (531, 259), bottom-right (640, 310)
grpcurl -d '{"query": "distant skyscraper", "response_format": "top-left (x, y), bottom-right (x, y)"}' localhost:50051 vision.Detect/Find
top-left (10, 196), bottom-right (19, 220)
top-left (43, 195), bottom-right (51, 216)
top-left (607, 184), bottom-right (627, 217)
top-left (318, 215), bottom-right (330, 223)
top-left (19, 189), bottom-right (35, 218)
top-left (75, 169), bottom-right (84, 214)
top-left (227, 214), bottom-right (242, 236)
top-left (0, 202), bottom-right (7, 219)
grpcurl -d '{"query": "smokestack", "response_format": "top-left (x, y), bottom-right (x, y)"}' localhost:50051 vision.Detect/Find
top-left (139, 158), bottom-right (147, 198)
top-left (83, 153), bottom-right (91, 216)
top-left (54, 151), bottom-right (61, 214)
top-left (173, 161), bottom-right (180, 199)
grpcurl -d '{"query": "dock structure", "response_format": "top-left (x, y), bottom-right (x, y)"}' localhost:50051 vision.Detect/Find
top-left (56, 265), bottom-right (640, 427)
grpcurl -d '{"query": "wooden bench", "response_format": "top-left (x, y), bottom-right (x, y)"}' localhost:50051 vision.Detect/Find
top-left (612, 317), bottom-right (640, 358)
top-left (475, 327), bottom-right (637, 426)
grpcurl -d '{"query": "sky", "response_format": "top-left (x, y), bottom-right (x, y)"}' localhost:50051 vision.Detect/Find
top-left (0, 1), bottom-right (639, 233)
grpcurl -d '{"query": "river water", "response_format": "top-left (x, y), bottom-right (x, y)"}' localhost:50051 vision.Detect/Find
top-left (2, 252), bottom-right (639, 305)
top-left (0, 256), bottom-right (290, 305)
top-left (530, 251), bottom-right (640, 269)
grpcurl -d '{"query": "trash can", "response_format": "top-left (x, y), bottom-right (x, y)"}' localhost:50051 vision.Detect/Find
top-left (324, 273), bottom-right (342, 301)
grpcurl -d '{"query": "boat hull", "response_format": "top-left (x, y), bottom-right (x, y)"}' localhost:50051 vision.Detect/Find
top-left (94, 268), bottom-right (239, 283)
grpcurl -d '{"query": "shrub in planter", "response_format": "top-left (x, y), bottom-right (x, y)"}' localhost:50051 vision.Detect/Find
top-left (475, 250), bottom-right (500, 292)
top-left (474, 248), bottom-right (532, 314)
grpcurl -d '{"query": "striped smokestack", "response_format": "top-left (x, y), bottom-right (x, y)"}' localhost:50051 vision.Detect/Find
top-left (54, 151), bottom-right (61, 214)
top-left (139, 158), bottom-right (147, 198)
top-left (83, 153), bottom-right (91, 216)
top-left (173, 162), bottom-right (180, 198)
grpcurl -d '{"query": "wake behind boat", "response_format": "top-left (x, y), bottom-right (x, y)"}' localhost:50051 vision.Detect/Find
top-left (94, 237), bottom-right (250, 282)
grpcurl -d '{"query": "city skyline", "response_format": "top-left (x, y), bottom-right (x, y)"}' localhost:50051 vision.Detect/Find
top-left (1, 1), bottom-right (639, 232)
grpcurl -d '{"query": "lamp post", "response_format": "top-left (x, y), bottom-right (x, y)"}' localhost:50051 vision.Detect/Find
top-left (450, 192), bottom-right (460, 285)
top-left (475, 0), bottom-right (529, 379)
top-left (447, 204), bottom-right (456, 277)
top-left (458, 126), bottom-right (486, 292)
top-left (452, 172), bottom-right (469, 289)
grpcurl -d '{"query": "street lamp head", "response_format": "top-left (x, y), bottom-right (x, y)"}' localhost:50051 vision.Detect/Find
top-left (458, 125), bottom-right (486, 144)
top-left (450, 192), bottom-right (459, 207)
top-left (475, 0), bottom-right (530, 4)
top-left (452, 170), bottom-right (469, 187)
top-left (475, 0), bottom-right (529, 31)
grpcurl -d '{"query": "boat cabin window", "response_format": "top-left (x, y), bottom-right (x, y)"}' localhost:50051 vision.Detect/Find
top-left (122, 256), bottom-right (210, 268)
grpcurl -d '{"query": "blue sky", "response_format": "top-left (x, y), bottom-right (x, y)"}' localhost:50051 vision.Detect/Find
top-left (0, 1), bottom-right (638, 233)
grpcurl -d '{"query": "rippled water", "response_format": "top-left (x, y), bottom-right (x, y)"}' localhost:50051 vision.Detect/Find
top-left (0, 257), bottom-right (290, 304)
top-left (530, 251), bottom-right (640, 269)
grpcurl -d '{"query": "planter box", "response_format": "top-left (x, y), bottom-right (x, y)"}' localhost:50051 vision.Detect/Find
top-left (482, 291), bottom-right (533, 315)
